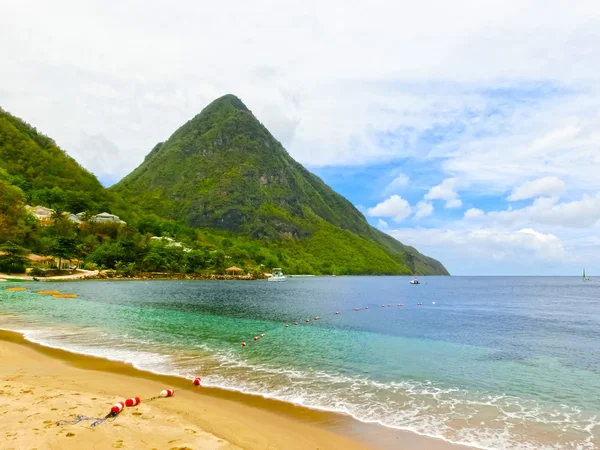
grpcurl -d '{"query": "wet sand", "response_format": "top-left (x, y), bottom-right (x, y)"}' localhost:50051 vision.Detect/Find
top-left (0, 330), bottom-right (468, 449)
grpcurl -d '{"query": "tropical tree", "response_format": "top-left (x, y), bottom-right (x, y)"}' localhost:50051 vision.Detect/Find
top-left (0, 241), bottom-right (28, 274)
top-left (211, 250), bottom-right (226, 274)
top-left (52, 236), bottom-right (76, 270)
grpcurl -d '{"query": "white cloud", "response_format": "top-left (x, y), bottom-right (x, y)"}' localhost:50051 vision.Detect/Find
top-left (1, 0), bottom-right (600, 180)
top-left (383, 173), bottom-right (410, 194)
top-left (464, 194), bottom-right (600, 228)
top-left (446, 198), bottom-right (463, 208)
top-left (507, 176), bottom-right (565, 201)
top-left (464, 208), bottom-right (484, 219)
top-left (377, 218), bottom-right (389, 229)
top-left (424, 178), bottom-right (462, 208)
top-left (367, 195), bottom-right (412, 223)
top-left (388, 227), bottom-right (567, 269)
top-left (414, 201), bottom-right (433, 219)
top-left (441, 111), bottom-right (600, 194)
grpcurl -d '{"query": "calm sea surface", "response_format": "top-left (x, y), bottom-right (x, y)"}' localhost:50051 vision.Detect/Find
top-left (1, 277), bottom-right (599, 449)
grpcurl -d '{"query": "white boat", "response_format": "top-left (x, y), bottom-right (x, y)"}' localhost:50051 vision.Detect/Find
top-left (268, 268), bottom-right (287, 282)
top-left (409, 278), bottom-right (420, 284)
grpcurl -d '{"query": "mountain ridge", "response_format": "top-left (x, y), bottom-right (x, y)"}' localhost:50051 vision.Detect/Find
top-left (0, 98), bottom-right (448, 276)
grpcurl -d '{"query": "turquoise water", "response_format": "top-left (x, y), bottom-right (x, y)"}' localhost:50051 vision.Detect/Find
top-left (1, 277), bottom-right (599, 449)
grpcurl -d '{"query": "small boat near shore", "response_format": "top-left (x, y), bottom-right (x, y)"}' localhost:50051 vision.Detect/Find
top-left (268, 268), bottom-right (287, 282)
top-left (409, 278), bottom-right (420, 284)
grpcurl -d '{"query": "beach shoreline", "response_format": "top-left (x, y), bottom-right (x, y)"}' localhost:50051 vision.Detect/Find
top-left (0, 329), bottom-right (468, 450)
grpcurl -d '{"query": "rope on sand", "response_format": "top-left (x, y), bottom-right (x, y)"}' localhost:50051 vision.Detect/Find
top-left (55, 413), bottom-right (117, 427)
top-left (55, 378), bottom-right (201, 427)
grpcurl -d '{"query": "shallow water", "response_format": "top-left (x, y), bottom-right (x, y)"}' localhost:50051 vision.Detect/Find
top-left (1, 277), bottom-right (599, 449)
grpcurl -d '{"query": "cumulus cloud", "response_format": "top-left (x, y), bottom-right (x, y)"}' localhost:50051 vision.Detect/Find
top-left (507, 176), bottom-right (565, 201)
top-left (388, 227), bottom-right (567, 264)
top-left (464, 208), bottom-right (484, 219)
top-left (441, 111), bottom-right (600, 194)
top-left (464, 194), bottom-right (600, 228)
top-left (414, 201), bottom-right (433, 219)
top-left (383, 173), bottom-right (410, 194)
top-left (368, 195), bottom-right (412, 222)
top-left (424, 178), bottom-right (462, 208)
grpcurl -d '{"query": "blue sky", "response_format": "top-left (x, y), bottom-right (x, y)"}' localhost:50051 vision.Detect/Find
top-left (2, 0), bottom-right (600, 275)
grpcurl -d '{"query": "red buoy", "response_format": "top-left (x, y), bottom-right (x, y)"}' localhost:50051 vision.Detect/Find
top-left (111, 401), bottom-right (125, 415)
top-left (305, 319), bottom-right (309, 323)
top-left (159, 389), bottom-right (174, 397)
top-left (242, 342), bottom-right (247, 347)
top-left (387, 304), bottom-right (391, 307)
top-left (354, 308), bottom-right (359, 311)
top-left (193, 377), bottom-right (201, 386)
top-left (125, 397), bottom-right (140, 407)
top-left (314, 317), bottom-right (319, 320)
top-left (254, 336), bottom-right (258, 341)
top-left (335, 311), bottom-right (339, 315)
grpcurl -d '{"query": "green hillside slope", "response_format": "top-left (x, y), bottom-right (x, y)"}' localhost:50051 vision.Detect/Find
top-left (0, 107), bottom-right (110, 213)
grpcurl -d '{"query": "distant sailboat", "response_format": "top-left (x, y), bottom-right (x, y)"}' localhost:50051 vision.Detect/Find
top-left (583, 269), bottom-right (590, 281)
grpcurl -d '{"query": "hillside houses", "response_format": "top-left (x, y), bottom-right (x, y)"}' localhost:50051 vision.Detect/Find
top-left (24, 205), bottom-right (126, 226)
top-left (82, 212), bottom-right (126, 225)
top-left (24, 205), bottom-right (54, 225)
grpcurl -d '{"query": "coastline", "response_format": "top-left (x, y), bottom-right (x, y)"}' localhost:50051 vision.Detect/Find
top-left (2, 271), bottom-right (440, 283)
top-left (0, 329), bottom-right (469, 450)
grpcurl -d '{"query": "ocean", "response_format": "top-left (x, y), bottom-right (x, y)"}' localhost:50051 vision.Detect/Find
top-left (1, 276), bottom-right (599, 449)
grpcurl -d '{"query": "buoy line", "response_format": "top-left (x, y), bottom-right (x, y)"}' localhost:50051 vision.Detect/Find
top-left (277, 300), bottom-right (432, 337)
top-left (56, 377), bottom-right (202, 427)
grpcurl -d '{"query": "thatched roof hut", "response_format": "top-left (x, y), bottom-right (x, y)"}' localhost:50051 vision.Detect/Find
top-left (27, 254), bottom-right (54, 263)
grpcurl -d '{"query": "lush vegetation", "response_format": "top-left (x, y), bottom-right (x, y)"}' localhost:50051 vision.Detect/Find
top-left (0, 100), bottom-right (448, 276)
top-left (0, 241), bottom-right (29, 274)
top-left (0, 107), bottom-right (112, 214)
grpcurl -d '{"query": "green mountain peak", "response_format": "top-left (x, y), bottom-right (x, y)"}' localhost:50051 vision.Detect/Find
top-left (206, 94), bottom-right (251, 112)
top-left (113, 96), bottom-right (448, 275)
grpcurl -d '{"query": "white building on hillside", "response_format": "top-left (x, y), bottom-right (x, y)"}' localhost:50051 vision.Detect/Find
top-left (25, 205), bottom-right (54, 225)
top-left (150, 236), bottom-right (190, 252)
top-left (67, 214), bottom-right (82, 224)
top-left (90, 212), bottom-right (126, 225)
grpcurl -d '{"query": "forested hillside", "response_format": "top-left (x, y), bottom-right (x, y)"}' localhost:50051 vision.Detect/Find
top-left (0, 107), bottom-right (110, 213)
top-left (0, 101), bottom-right (448, 276)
